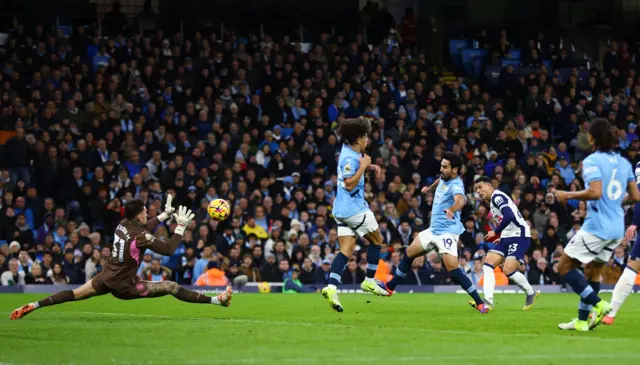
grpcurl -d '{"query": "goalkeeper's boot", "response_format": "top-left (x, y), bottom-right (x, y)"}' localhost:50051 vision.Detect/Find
top-left (10, 303), bottom-right (37, 320)
top-left (558, 319), bottom-right (589, 331)
top-left (522, 290), bottom-right (541, 311)
top-left (361, 278), bottom-right (392, 297)
top-left (321, 286), bottom-right (343, 312)
top-left (217, 286), bottom-right (233, 307)
top-left (588, 300), bottom-right (612, 329)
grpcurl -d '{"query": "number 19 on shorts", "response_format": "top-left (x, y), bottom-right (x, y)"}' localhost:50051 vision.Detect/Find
top-left (443, 238), bottom-right (453, 249)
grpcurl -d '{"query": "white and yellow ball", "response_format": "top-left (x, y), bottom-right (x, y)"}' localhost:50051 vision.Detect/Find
top-left (207, 198), bottom-right (231, 222)
top-left (258, 282), bottom-right (271, 293)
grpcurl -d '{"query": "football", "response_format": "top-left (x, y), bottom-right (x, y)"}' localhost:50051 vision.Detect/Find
top-left (207, 198), bottom-right (231, 221)
top-left (258, 282), bottom-right (271, 294)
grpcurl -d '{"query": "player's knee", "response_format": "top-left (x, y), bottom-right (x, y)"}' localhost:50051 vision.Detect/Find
top-left (363, 230), bottom-right (383, 246)
top-left (405, 241), bottom-right (424, 259)
top-left (502, 260), bottom-right (519, 276)
top-left (338, 238), bottom-right (356, 255)
top-left (485, 254), bottom-right (502, 268)
top-left (442, 255), bottom-right (459, 272)
top-left (557, 256), bottom-right (575, 276)
top-left (370, 235), bottom-right (383, 246)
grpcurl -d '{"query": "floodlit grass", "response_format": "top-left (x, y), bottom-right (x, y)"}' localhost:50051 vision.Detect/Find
top-left (1, 292), bottom-right (640, 364)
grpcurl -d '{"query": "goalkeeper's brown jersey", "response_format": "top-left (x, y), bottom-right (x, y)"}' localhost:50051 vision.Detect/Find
top-left (98, 219), bottom-right (181, 289)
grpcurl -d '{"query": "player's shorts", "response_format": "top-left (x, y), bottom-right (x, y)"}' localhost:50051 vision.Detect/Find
top-left (630, 236), bottom-right (640, 261)
top-left (564, 230), bottom-right (621, 264)
top-left (91, 273), bottom-right (151, 300)
top-left (417, 228), bottom-right (459, 257)
top-left (489, 236), bottom-right (530, 264)
top-left (335, 210), bottom-right (379, 238)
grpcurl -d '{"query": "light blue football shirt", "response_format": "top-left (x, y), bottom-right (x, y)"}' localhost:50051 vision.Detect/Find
top-left (430, 176), bottom-right (465, 236)
top-left (332, 144), bottom-right (369, 219)
top-left (582, 151), bottom-right (634, 240)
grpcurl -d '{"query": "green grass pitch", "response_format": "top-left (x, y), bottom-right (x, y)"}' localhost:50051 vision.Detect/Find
top-left (1, 293), bottom-right (640, 364)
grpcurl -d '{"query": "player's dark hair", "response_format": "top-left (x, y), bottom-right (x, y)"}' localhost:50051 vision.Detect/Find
top-left (589, 118), bottom-right (616, 153)
top-left (124, 199), bottom-right (145, 220)
top-left (338, 117), bottom-right (372, 145)
top-left (443, 151), bottom-right (462, 172)
top-left (474, 176), bottom-right (492, 185)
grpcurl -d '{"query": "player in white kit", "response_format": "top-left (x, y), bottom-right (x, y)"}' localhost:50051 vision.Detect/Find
top-left (473, 177), bottom-right (540, 310)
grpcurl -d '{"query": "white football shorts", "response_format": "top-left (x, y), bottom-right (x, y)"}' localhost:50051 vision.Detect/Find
top-left (335, 210), bottom-right (379, 238)
top-left (417, 228), bottom-right (459, 257)
top-left (564, 230), bottom-right (621, 264)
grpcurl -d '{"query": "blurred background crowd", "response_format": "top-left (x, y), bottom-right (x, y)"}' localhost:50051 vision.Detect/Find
top-left (0, 0), bottom-right (639, 291)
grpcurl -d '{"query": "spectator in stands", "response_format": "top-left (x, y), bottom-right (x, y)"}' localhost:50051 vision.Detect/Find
top-left (17, 249), bottom-right (32, 273)
top-left (103, 1), bottom-right (129, 37)
top-left (3, 128), bottom-right (30, 185)
top-left (195, 261), bottom-right (229, 286)
top-left (469, 258), bottom-right (484, 286)
top-left (239, 254), bottom-right (261, 283)
top-left (342, 258), bottom-right (365, 285)
top-left (1, 13), bottom-right (639, 295)
top-left (298, 257), bottom-right (316, 284)
top-left (314, 259), bottom-right (331, 285)
top-left (1, 258), bottom-right (25, 286)
top-left (25, 263), bottom-right (52, 284)
top-left (0, 252), bottom-right (7, 276)
top-left (260, 255), bottom-right (281, 283)
top-left (402, 255), bottom-right (431, 286)
top-left (427, 259), bottom-right (448, 285)
top-left (527, 258), bottom-right (553, 285)
top-left (50, 263), bottom-right (69, 285)
top-left (84, 248), bottom-right (102, 282)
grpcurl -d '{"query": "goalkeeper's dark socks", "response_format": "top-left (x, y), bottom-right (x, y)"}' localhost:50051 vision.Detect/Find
top-left (174, 287), bottom-right (213, 304)
top-left (366, 244), bottom-right (381, 278)
top-left (564, 269), bottom-right (601, 306)
top-left (387, 251), bottom-right (414, 290)
top-left (328, 252), bottom-right (349, 287)
top-left (37, 290), bottom-right (75, 308)
top-left (449, 267), bottom-right (483, 305)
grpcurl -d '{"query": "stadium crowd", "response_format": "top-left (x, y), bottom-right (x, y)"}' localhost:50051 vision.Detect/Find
top-left (0, 5), bottom-right (637, 290)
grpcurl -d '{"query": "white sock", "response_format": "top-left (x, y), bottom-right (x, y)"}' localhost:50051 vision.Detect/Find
top-left (482, 264), bottom-right (495, 305)
top-left (31, 302), bottom-right (40, 309)
top-left (610, 267), bottom-right (637, 318)
top-left (211, 296), bottom-right (220, 305)
top-left (508, 271), bottom-right (535, 295)
top-left (328, 284), bottom-right (337, 290)
top-left (364, 277), bottom-right (374, 283)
